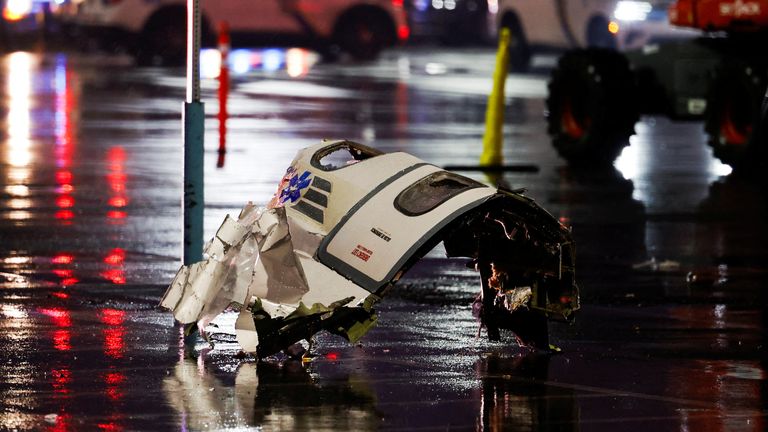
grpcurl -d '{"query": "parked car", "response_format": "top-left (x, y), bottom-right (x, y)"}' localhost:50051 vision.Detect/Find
top-left (52, 0), bottom-right (409, 65)
top-left (487, 0), bottom-right (698, 70)
top-left (407, 0), bottom-right (495, 45)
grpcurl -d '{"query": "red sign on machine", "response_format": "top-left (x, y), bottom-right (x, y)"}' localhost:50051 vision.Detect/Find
top-left (670, 0), bottom-right (768, 29)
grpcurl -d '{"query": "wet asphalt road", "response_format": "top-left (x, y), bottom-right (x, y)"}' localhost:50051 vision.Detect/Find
top-left (0, 46), bottom-right (766, 431)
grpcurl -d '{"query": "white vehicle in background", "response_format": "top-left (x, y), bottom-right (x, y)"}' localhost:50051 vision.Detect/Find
top-left (52, 0), bottom-right (409, 65)
top-left (491, 0), bottom-right (619, 70)
top-left (489, 0), bottom-right (699, 70)
top-left (610, 0), bottom-right (699, 51)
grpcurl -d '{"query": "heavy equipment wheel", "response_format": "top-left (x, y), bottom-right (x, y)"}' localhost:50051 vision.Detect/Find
top-left (136, 7), bottom-right (212, 67)
top-left (546, 49), bottom-right (638, 164)
top-left (334, 9), bottom-right (394, 61)
top-left (136, 13), bottom-right (186, 66)
top-left (705, 62), bottom-right (766, 169)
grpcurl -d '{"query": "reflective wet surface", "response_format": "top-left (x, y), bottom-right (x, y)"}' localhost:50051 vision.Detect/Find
top-left (0, 47), bottom-right (766, 431)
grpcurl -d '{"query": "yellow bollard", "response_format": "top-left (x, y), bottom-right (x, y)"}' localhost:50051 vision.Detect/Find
top-left (480, 27), bottom-right (511, 167)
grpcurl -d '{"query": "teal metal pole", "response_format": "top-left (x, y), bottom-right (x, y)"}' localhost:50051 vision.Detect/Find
top-left (183, 102), bottom-right (204, 265)
top-left (183, 0), bottom-right (204, 265)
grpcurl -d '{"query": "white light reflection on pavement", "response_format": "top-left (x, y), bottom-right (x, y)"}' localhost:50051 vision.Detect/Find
top-left (614, 119), bottom-right (733, 209)
top-left (6, 52), bottom-right (34, 170)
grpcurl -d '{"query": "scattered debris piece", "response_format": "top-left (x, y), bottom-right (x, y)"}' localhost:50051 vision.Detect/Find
top-left (284, 342), bottom-right (308, 359)
top-left (632, 257), bottom-right (681, 272)
top-left (161, 140), bottom-right (579, 357)
top-left (686, 272), bottom-right (698, 284)
top-left (686, 264), bottom-right (729, 287)
top-left (44, 414), bottom-right (58, 424)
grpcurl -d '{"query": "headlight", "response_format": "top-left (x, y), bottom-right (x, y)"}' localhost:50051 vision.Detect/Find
top-left (613, 0), bottom-right (652, 21)
top-left (3, 0), bottom-right (33, 21)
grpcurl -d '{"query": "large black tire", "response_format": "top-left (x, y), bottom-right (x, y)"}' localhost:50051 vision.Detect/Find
top-left (136, 18), bottom-right (185, 66)
top-left (334, 9), bottom-right (394, 61)
top-left (135, 7), bottom-right (210, 67)
top-left (546, 49), bottom-right (638, 164)
top-left (500, 13), bottom-right (531, 72)
top-left (704, 61), bottom-right (766, 169)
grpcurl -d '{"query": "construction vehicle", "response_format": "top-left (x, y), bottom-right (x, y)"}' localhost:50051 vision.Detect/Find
top-left (545, 0), bottom-right (768, 173)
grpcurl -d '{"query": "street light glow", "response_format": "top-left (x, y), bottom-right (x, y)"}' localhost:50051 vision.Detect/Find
top-left (3, 0), bottom-right (32, 21)
top-left (614, 0), bottom-right (652, 21)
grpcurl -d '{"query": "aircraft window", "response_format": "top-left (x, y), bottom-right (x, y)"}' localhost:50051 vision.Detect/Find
top-left (311, 141), bottom-right (383, 171)
top-left (395, 172), bottom-right (484, 216)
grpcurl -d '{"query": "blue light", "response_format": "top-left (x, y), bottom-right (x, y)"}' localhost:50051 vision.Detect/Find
top-left (230, 49), bottom-right (252, 75)
top-left (262, 49), bottom-right (284, 72)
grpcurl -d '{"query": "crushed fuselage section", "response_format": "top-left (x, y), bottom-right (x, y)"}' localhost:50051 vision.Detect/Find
top-left (161, 141), bottom-right (579, 357)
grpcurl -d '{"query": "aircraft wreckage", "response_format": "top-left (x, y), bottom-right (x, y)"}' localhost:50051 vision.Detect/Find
top-left (161, 140), bottom-right (579, 357)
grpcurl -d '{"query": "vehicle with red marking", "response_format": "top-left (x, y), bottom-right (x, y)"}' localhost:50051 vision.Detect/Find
top-left (544, 0), bottom-right (768, 173)
top-left (670, 0), bottom-right (768, 30)
top-left (489, 1), bottom-right (697, 69)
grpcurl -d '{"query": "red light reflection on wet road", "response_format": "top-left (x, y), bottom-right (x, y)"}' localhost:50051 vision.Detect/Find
top-left (52, 269), bottom-right (72, 278)
top-left (51, 368), bottom-right (71, 395)
top-left (106, 147), bottom-right (128, 223)
top-left (51, 254), bottom-right (78, 286)
top-left (101, 309), bottom-right (126, 359)
top-left (40, 308), bottom-right (71, 327)
top-left (55, 171), bottom-right (73, 184)
top-left (101, 308), bottom-right (125, 326)
top-left (96, 420), bottom-right (122, 432)
top-left (48, 414), bottom-right (72, 432)
top-left (104, 371), bottom-right (126, 401)
top-left (54, 76), bottom-right (75, 223)
top-left (101, 248), bottom-right (125, 285)
top-left (56, 195), bottom-right (74, 209)
top-left (52, 329), bottom-right (71, 351)
top-left (101, 269), bottom-right (126, 285)
top-left (55, 210), bottom-right (74, 221)
top-left (103, 249), bottom-right (125, 266)
top-left (52, 254), bottom-right (73, 265)
top-left (41, 308), bottom-right (72, 352)
top-left (108, 197), bottom-right (127, 208)
top-left (103, 147), bottom-right (129, 283)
